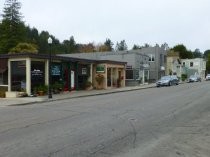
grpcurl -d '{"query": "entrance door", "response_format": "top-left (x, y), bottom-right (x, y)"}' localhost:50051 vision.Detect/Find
top-left (63, 68), bottom-right (69, 91)
top-left (107, 68), bottom-right (111, 87)
top-left (118, 71), bottom-right (121, 87)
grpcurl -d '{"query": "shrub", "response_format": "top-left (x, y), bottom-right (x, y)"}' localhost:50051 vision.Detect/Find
top-left (181, 74), bottom-right (187, 81)
top-left (95, 74), bottom-right (104, 85)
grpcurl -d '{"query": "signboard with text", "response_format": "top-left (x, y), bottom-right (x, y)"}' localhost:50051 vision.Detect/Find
top-left (51, 65), bottom-right (61, 76)
top-left (96, 65), bottom-right (105, 73)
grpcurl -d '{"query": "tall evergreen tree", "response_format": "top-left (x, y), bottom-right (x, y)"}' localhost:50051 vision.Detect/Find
top-left (62, 36), bottom-right (78, 53)
top-left (115, 40), bottom-right (128, 51)
top-left (204, 50), bottom-right (210, 59)
top-left (104, 38), bottom-right (113, 51)
top-left (0, 0), bottom-right (26, 53)
top-left (38, 31), bottom-right (50, 53)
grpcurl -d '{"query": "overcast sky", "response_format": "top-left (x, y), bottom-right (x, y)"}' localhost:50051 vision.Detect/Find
top-left (0, 0), bottom-right (209, 52)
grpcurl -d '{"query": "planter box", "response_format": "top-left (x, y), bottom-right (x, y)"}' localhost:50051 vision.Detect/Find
top-left (6, 91), bottom-right (19, 98)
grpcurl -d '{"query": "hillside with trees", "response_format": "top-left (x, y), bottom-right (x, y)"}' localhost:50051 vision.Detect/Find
top-left (0, 0), bottom-right (209, 63)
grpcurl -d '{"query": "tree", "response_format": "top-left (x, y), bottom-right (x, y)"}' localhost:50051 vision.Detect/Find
top-left (115, 40), bottom-right (128, 51)
top-left (132, 44), bottom-right (141, 50)
top-left (206, 54), bottom-right (210, 74)
top-left (38, 31), bottom-right (50, 53)
top-left (104, 38), bottom-right (113, 51)
top-left (9, 42), bottom-right (38, 54)
top-left (78, 43), bottom-right (95, 53)
top-left (171, 44), bottom-right (193, 59)
top-left (25, 27), bottom-right (39, 45)
top-left (62, 36), bottom-right (78, 53)
top-left (0, 0), bottom-right (26, 53)
top-left (95, 43), bottom-right (109, 52)
top-left (204, 50), bottom-right (210, 59)
top-left (192, 48), bottom-right (203, 58)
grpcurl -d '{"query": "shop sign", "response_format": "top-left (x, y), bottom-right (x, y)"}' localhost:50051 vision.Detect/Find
top-left (126, 65), bottom-right (132, 69)
top-left (82, 68), bottom-right (87, 75)
top-left (51, 65), bottom-right (61, 76)
top-left (96, 65), bottom-right (105, 73)
top-left (31, 69), bottom-right (43, 77)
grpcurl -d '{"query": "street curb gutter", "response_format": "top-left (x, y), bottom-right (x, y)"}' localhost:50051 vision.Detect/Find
top-left (8, 85), bottom-right (155, 106)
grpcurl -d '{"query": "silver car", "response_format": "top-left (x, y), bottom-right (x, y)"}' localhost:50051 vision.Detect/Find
top-left (156, 75), bottom-right (179, 87)
top-left (188, 75), bottom-right (201, 82)
top-left (206, 74), bottom-right (210, 81)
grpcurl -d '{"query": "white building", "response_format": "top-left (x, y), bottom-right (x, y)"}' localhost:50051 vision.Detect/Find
top-left (181, 58), bottom-right (206, 79)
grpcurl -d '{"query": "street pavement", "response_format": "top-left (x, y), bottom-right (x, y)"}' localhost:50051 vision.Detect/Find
top-left (0, 83), bottom-right (155, 106)
top-left (0, 81), bottom-right (209, 157)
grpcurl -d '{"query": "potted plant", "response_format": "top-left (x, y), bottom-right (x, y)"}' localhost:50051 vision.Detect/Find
top-left (95, 74), bottom-right (104, 89)
top-left (52, 82), bottom-right (63, 94)
top-left (36, 85), bottom-right (48, 96)
top-left (84, 81), bottom-right (92, 90)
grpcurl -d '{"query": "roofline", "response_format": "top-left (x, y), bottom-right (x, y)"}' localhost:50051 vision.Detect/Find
top-left (0, 53), bottom-right (126, 65)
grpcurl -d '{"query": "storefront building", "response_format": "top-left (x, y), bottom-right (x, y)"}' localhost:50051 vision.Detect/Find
top-left (0, 53), bottom-right (126, 97)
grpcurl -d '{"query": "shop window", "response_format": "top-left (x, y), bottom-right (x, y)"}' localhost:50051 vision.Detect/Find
top-left (190, 62), bottom-right (193, 67)
top-left (31, 61), bottom-right (45, 90)
top-left (11, 61), bottom-right (26, 91)
top-left (51, 63), bottom-right (62, 84)
top-left (149, 54), bottom-right (155, 62)
top-left (126, 70), bottom-right (134, 79)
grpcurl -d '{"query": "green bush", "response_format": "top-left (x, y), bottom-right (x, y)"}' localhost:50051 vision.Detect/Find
top-left (181, 74), bottom-right (187, 81)
top-left (36, 85), bottom-right (48, 94)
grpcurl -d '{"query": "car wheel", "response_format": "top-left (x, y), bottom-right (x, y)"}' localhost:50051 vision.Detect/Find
top-left (168, 82), bottom-right (171, 86)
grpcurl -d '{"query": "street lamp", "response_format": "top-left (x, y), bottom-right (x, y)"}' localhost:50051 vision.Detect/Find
top-left (48, 37), bottom-right (53, 98)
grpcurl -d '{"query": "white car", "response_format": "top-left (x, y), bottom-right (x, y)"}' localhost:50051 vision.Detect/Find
top-left (206, 74), bottom-right (210, 81)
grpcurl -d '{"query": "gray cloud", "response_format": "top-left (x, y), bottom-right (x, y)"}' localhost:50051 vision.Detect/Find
top-left (0, 0), bottom-right (209, 51)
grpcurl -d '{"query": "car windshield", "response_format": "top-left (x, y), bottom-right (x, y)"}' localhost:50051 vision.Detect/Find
top-left (190, 75), bottom-right (196, 78)
top-left (161, 76), bottom-right (171, 80)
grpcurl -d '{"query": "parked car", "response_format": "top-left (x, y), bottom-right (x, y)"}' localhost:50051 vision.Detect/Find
top-left (206, 74), bottom-right (210, 81)
top-left (188, 75), bottom-right (201, 82)
top-left (156, 75), bottom-right (179, 87)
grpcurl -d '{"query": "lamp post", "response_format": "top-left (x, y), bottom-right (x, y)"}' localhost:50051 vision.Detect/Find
top-left (48, 37), bottom-right (52, 98)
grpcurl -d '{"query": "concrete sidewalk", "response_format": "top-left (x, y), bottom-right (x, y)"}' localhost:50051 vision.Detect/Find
top-left (0, 83), bottom-right (155, 107)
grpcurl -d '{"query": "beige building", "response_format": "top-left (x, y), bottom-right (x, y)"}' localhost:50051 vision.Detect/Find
top-left (0, 53), bottom-right (126, 97)
top-left (166, 51), bottom-right (182, 78)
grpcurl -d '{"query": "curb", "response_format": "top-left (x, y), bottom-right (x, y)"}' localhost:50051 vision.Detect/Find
top-left (8, 85), bottom-right (155, 106)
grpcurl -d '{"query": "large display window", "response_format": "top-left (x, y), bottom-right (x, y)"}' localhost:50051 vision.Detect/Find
top-left (51, 63), bottom-right (62, 84)
top-left (31, 61), bottom-right (45, 90)
top-left (11, 61), bottom-right (26, 91)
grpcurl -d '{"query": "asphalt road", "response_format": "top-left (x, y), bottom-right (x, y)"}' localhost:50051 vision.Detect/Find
top-left (0, 81), bottom-right (210, 157)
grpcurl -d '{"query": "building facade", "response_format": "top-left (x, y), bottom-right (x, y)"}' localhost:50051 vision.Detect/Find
top-left (166, 51), bottom-right (182, 78)
top-left (181, 58), bottom-right (206, 79)
top-left (60, 51), bottom-right (150, 86)
top-left (133, 45), bottom-right (168, 82)
top-left (0, 53), bottom-right (126, 97)
top-left (60, 45), bottom-right (168, 85)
